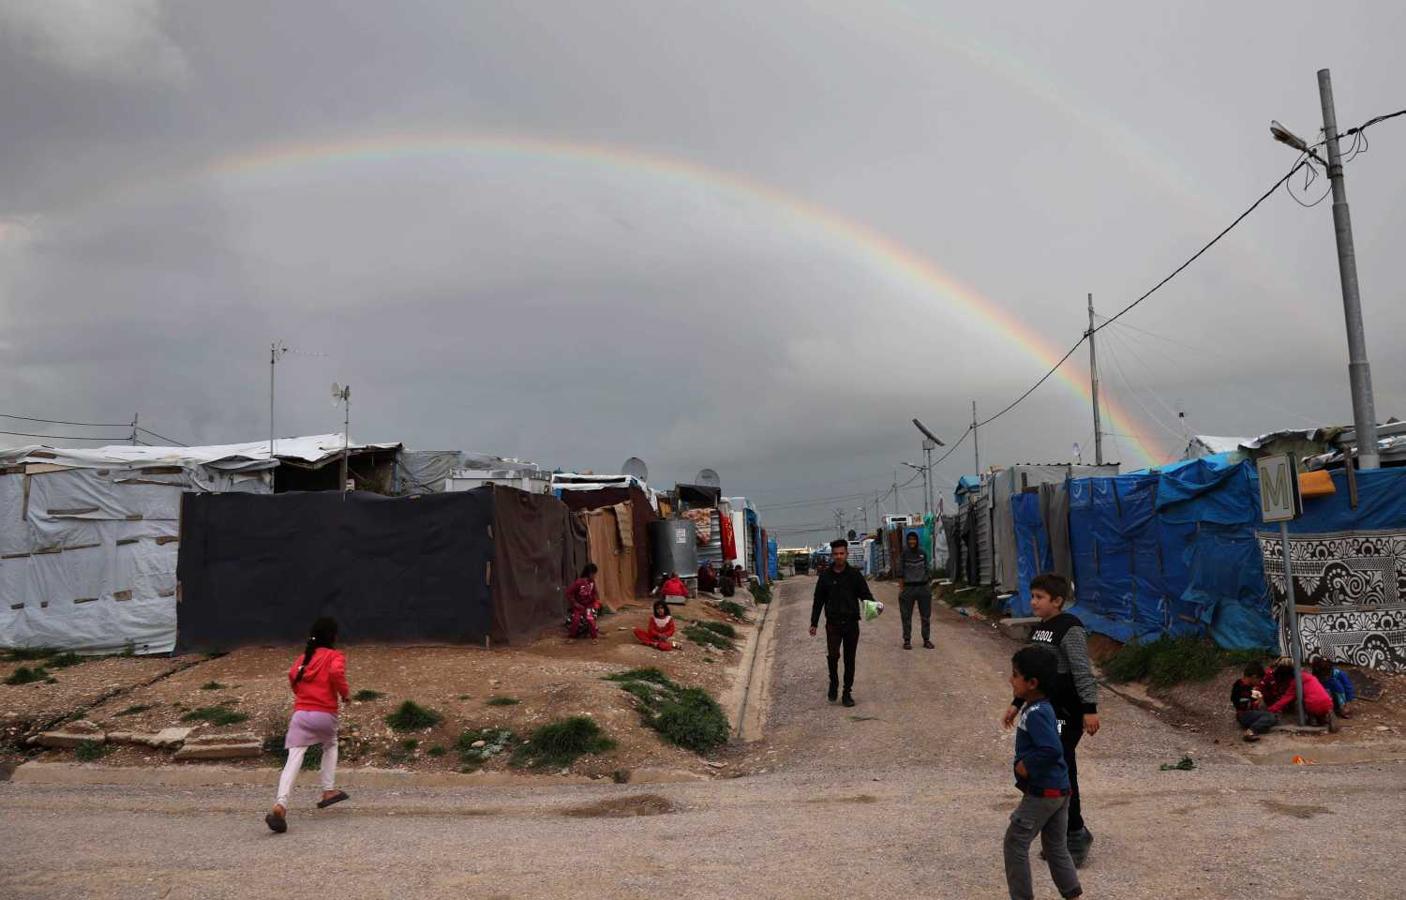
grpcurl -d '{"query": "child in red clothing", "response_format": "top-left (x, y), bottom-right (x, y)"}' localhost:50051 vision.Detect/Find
top-left (266, 617), bottom-right (350, 833)
top-left (1267, 663), bottom-right (1335, 726)
top-left (566, 563), bottom-right (601, 640)
top-left (634, 600), bottom-right (678, 651)
top-left (660, 572), bottom-right (688, 600)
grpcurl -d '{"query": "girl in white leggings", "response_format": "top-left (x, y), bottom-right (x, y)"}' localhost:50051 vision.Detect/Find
top-left (266, 617), bottom-right (350, 833)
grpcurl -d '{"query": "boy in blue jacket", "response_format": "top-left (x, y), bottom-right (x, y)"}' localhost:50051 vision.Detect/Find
top-left (1312, 657), bottom-right (1356, 718)
top-left (1004, 646), bottom-right (1083, 900)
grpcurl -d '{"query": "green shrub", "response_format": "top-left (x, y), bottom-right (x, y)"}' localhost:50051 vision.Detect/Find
top-left (352, 689), bottom-right (383, 702)
top-left (1104, 637), bottom-right (1271, 688)
top-left (510, 717), bottom-right (614, 769)
top-left (683, 623), bottom-right (735, 651)
top-left (609, 669), bottom-right (730, 754)
top-left (47, 652), bottom-right (83, 669)
top-left (6, 647), bottom-right (57, 662)
top-left (385, 701), bottom-right (443, 732)
top-left (427, 745), bottom-right (447, 758)
top-left (5, 666), bottom-right (51, 685)
top-left (200, 681), bottom-right (226, 691)
top-left (486, 696), bottom-right (520, 706)
top-left (457, 727), bottom-right (517, 765)
top-left (75, 740), bottom-right (111, 762)
top-left (180, 705), bottom-right (249, 726)
top-left (750, 582), bottom-right (773, 604)
top-left (718, 600), bottom-right (747, 619)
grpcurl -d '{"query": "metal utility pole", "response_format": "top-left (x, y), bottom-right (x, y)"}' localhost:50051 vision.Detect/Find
top-left (923, 439), bottom-right (936, 517)
top-left (971, 401), bottom-right (980, 476)
top-left (1087, 293), bottom-right (1104, 466)
top-left (332, 383), bottom-right (352, 494)
top-left (130, 413), bottom-right (139, 446)
top-left (269, 342), bottom-right (287, 458)
top-left (1317, 69), bottom-right (1380, 469)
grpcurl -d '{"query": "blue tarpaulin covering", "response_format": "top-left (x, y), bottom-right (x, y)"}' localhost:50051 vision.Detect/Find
top-left (767, 538), bottom-right (779, 581)
top-left (1011, 493), bottom-right (1054, 617)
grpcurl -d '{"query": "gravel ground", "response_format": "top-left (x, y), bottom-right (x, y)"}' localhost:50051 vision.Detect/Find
top-left (2, 577), bottom-right (1403, 899)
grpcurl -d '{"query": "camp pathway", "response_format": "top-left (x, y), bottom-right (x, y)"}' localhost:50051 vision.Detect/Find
top-left (1, 578), bottom-right (1402, 899)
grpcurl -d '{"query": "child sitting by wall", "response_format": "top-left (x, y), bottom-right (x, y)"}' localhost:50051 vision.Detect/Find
top-left (1310, 657), bottom-right (1356, 719)
top-left (1230, 661), bottom-right (1278, 742)
top-left (633, 600), bottom-right (678, 651)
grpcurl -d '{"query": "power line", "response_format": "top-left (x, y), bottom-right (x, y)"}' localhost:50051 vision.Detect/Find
top-left (0, 412), bottom-right (129, 428)
top-left (135, 426), bottom-right (189, 447)
top-left (0, 429), bottom-right (132, 441)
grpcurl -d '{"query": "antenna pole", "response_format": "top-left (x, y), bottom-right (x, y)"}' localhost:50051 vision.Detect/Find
top-left (131, 412), bottom-right (139, 446)
top-left (269, 342), bottom-right (277, 458)
top-left (340, 386), bottom-right (350, 495)
top-left (1088, 293), bottom-right (1104, 466)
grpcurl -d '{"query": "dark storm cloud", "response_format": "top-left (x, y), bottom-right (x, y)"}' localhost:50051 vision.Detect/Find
top-left (2, 0), bottom-right (1404, 542)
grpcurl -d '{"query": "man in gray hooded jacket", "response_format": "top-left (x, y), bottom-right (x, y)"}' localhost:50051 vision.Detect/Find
top-left (898, 532), bottom-right (933, 650)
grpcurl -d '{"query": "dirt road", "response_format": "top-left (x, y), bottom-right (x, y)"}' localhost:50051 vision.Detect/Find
top-left (3, 577), bottom-right (1402, 899)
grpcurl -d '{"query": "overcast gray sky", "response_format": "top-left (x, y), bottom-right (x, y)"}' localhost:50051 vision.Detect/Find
top-left (2, 1), bottom-right (1403, 543)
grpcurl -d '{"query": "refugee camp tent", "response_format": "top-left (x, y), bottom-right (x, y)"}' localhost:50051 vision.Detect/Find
top-left (1256, 467), bottom-right (1406, 672)
top-left (991, 464), bottom-right (1118, 594)
top-left (578, 503), bottom-right (639, 606)
top-left (176, 485), bottom-right (580, 651)
top-left (557, 482), bottom-right (659, 597)
top-left (0, 435), bottom-right (399, 655)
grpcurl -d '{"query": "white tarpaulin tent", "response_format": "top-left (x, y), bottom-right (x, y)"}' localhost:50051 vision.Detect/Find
top-left (0, 434), bottom-right (399, 655)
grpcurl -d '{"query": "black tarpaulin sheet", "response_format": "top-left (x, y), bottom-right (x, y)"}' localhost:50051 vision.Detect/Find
top-left (176, 490), bottom-right (494, 651)
top-left (490, 486), bottom-right (577, 644)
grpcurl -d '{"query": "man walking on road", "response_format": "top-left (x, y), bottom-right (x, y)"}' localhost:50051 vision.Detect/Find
top-left (898, 532), bottom-right (933, 650)
top-left (810, 538), bottom-right (875, 707)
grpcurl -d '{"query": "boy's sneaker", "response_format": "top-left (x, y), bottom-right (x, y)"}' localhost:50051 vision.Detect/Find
top-left (842, 692), bottom-right (855, 707)
top-left (923, 640), bottom-right (935, 649)
top-left (827, 682), bottom-right (838, 703)
top-left (903, 641), bottom-right (912, 650)
top-left (1068, 828), bottom-right (1094, 868)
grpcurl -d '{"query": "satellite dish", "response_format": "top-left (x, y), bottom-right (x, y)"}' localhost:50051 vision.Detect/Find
top-left (696, 468), bottom-right (721, 488)
top-left (621, 457), bottom-right (649, 482)
top-left (330, 382), bottom-right (349, 405)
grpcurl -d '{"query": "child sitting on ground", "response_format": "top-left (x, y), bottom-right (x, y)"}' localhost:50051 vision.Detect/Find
top-left (1267, 663), bottom-right (1336, 728)
top-left (1231, 661), bottom-right (1278, 742)
top-left (1003, 646), bottom-right (1083, 900)
top-left (633, 600), bottom-right (678, 651)
top-left (565, 563), bottom-right (602, 640)
top-left (1311, 657), bottom-right (1356, 718)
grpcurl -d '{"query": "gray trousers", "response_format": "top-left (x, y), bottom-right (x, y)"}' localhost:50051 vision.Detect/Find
top-left (1004, 794), bottom-right (1082, 900)
top-left (899, 585), bottom-right (932, 642)
top-left (1238, 709), bottom-right (1279, 734)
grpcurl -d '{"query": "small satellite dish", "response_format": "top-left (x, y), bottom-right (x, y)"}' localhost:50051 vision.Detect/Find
top-left (621, 456), bottom-right (649, 482)
top-left (331, 383), bottom-right (350, 406)
top-left (696, 468), bottom-right (721, 488)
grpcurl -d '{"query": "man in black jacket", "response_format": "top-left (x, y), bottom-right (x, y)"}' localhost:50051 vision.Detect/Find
top-left (810, 539), bottom-right (875, 707)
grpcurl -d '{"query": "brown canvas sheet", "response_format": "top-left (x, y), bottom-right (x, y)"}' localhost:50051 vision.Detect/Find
top-left (490, 486), bottom-right (578, 645)
top-left (559, 486), bottom-right (658, 596)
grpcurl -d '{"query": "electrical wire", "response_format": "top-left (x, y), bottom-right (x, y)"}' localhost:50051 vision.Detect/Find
top-left (0, 429), bottom-right (132, 441)
top-left (0, 413), bottom-right (129, 428)
top-left (135, 426), bottom-right (189, 447)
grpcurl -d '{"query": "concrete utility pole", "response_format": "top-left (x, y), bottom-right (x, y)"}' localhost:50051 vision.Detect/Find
top-left (1087, 293), bottom-right (1104, 466)
top-left (971, 401), bottom-right (980, 476)
top-left (1317, 69), bottom-right (1380, 469)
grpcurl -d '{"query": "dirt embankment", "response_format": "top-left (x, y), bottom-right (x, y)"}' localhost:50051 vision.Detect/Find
top-left (2, 594), bottom-right (763, 780)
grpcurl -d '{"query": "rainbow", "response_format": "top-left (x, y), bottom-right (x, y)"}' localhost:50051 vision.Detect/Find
top-left (22, 133), bottom-right (1172, 466)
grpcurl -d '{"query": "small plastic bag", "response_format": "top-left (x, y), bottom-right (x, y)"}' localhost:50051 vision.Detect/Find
top-left (862, 599), bottom-right (885, 621)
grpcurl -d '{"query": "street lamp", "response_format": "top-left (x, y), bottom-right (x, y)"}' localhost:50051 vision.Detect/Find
top-left (1270, 69), bottom-right (1380, 468)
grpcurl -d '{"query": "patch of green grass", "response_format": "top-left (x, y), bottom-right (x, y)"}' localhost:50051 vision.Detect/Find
top-left (115, 704), bottom-right (155, 717)
top-left (6, 647), bottom-right (57, 662)
top-left (947, 583), bottom-right (998, 613)
top-left (262, 733), bottom-right (323, 769)
top-left (179, 705), bottom-right (249, 726)
top-left (352, 689), bottom-right (384, 702)
top-left (400, 738), bottom-right (420, 752)
top-left (385, 700), bottom-right (443, 732)
top-left (750, 581), bottom-right (773, 604)
top-left (200, 681), bottom-right (226, 691)
top-left (427, 745), bottom-right (447, 758)
top-left (684, 621), bottom-right (737, 651)
top-left (5, 666), bottom-right (50, 685)
top-left (486, 696), bottom-right (520, 707)
top-left (1103, 637), bottom-right (1271, 688)
top-left (74, 740), bottom-right (111, 762)
top-left (609, 669), bottom-right (730, 754)
top-left (718, 600), bottom-right (747, 619)
top-left (47, 652), bottom-right (83, 669)
top-left (456, 727), bottom-right (517, 766)
top-left (510, 717), bottom-right (614, 770)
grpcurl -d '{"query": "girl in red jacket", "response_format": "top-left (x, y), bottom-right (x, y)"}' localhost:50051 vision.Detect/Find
top-left (266, 617), bottom-right (350, 834)
top-left (633, 600), bottom-right (678, 651)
